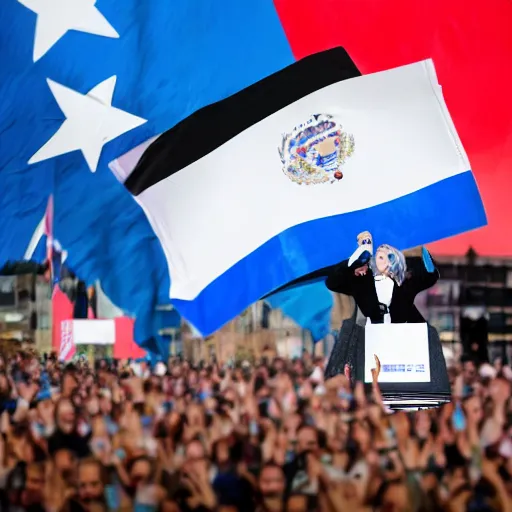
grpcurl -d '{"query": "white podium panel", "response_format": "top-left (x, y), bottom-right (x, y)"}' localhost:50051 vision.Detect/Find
top-left (364, 323), bottom-right (431, 383)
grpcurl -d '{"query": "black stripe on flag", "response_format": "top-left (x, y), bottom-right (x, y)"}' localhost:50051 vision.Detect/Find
top-left (125, 47), bottom-right (360, 195)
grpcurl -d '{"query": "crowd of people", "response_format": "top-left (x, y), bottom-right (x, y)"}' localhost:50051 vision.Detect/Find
top-left (0, 349), bottom-right (511, 512)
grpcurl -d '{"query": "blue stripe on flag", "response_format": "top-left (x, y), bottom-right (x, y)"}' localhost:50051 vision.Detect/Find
top-left (0, 0), bottom-right (294, 348)
top-left (266, 282), bottom-right (334, 342)
top-left (174, 170), bottom-right (486, 335)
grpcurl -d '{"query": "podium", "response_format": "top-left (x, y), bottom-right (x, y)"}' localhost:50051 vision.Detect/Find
top-left (363, 323), bottom-right (451, 410)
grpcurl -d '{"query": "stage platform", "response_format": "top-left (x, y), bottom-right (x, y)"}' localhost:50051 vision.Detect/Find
top-left (382, 392), bottom-right (452, 411)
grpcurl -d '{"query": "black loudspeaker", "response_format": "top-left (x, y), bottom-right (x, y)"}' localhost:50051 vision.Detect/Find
top-left (261, 303), bottom-right (271, 329)
top-left (73, 280), bottom-right (88, 319)
top-left (460, 312), bottom-right (489, 364)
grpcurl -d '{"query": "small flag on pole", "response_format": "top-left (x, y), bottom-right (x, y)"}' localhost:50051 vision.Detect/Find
top-left (44, 195), bottom-right (63, 290)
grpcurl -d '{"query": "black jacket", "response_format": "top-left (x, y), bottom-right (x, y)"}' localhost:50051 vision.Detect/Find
top-left (325, 256), bottom-right (438, 324)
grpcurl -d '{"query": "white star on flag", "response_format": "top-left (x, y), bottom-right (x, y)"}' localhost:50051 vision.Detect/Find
top-left (18, 0), bottom-right (119, 62)
top-left (29, 76), bottom-right (147, 173)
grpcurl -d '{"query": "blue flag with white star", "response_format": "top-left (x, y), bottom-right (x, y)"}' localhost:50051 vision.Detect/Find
top-left (0, 0), bottom-right (294, 349)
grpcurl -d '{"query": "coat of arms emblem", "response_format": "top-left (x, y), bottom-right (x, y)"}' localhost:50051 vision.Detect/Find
top-left (278, 114), bottom-right (355, 185)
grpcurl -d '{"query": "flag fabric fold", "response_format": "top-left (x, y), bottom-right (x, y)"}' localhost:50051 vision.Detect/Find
top-left (266, 283), bottom-right (334, 342)
top-left (1, 0), bottom-right (509, 346)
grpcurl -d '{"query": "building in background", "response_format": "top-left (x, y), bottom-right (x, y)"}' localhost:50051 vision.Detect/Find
top-left (2, 249), bottom-right (512, 363)
top-left (0, 274), bottom-right (52, 353)
top-left (420, 250), bottom-right (512, 364)
top-left (0, 275), bottom-right (31, 342)
top-left (34, 277), bottom-right (52, 352)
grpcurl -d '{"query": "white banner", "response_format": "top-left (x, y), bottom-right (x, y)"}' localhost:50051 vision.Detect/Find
top-left (364, 323), bottom-right (431, 383)
top-left (72, 319), bottom-right (116, 346)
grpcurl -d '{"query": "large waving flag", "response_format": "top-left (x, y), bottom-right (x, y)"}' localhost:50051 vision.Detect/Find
top-left (110, 52), bottom-right (484, 334)
top-left (0, 0), bottom-right (509, 344)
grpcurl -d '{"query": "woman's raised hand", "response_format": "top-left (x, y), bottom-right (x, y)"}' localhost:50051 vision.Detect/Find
top-left (354, 265), bottom-right (368, 276)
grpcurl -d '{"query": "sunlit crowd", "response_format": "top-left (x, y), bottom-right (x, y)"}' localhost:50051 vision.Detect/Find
top-left (0, 350), bottom-right (511, 511)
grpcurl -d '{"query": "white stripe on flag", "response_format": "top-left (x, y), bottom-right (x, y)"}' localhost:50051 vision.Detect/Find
top-left (125, 60), bottom-right (470, 300)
